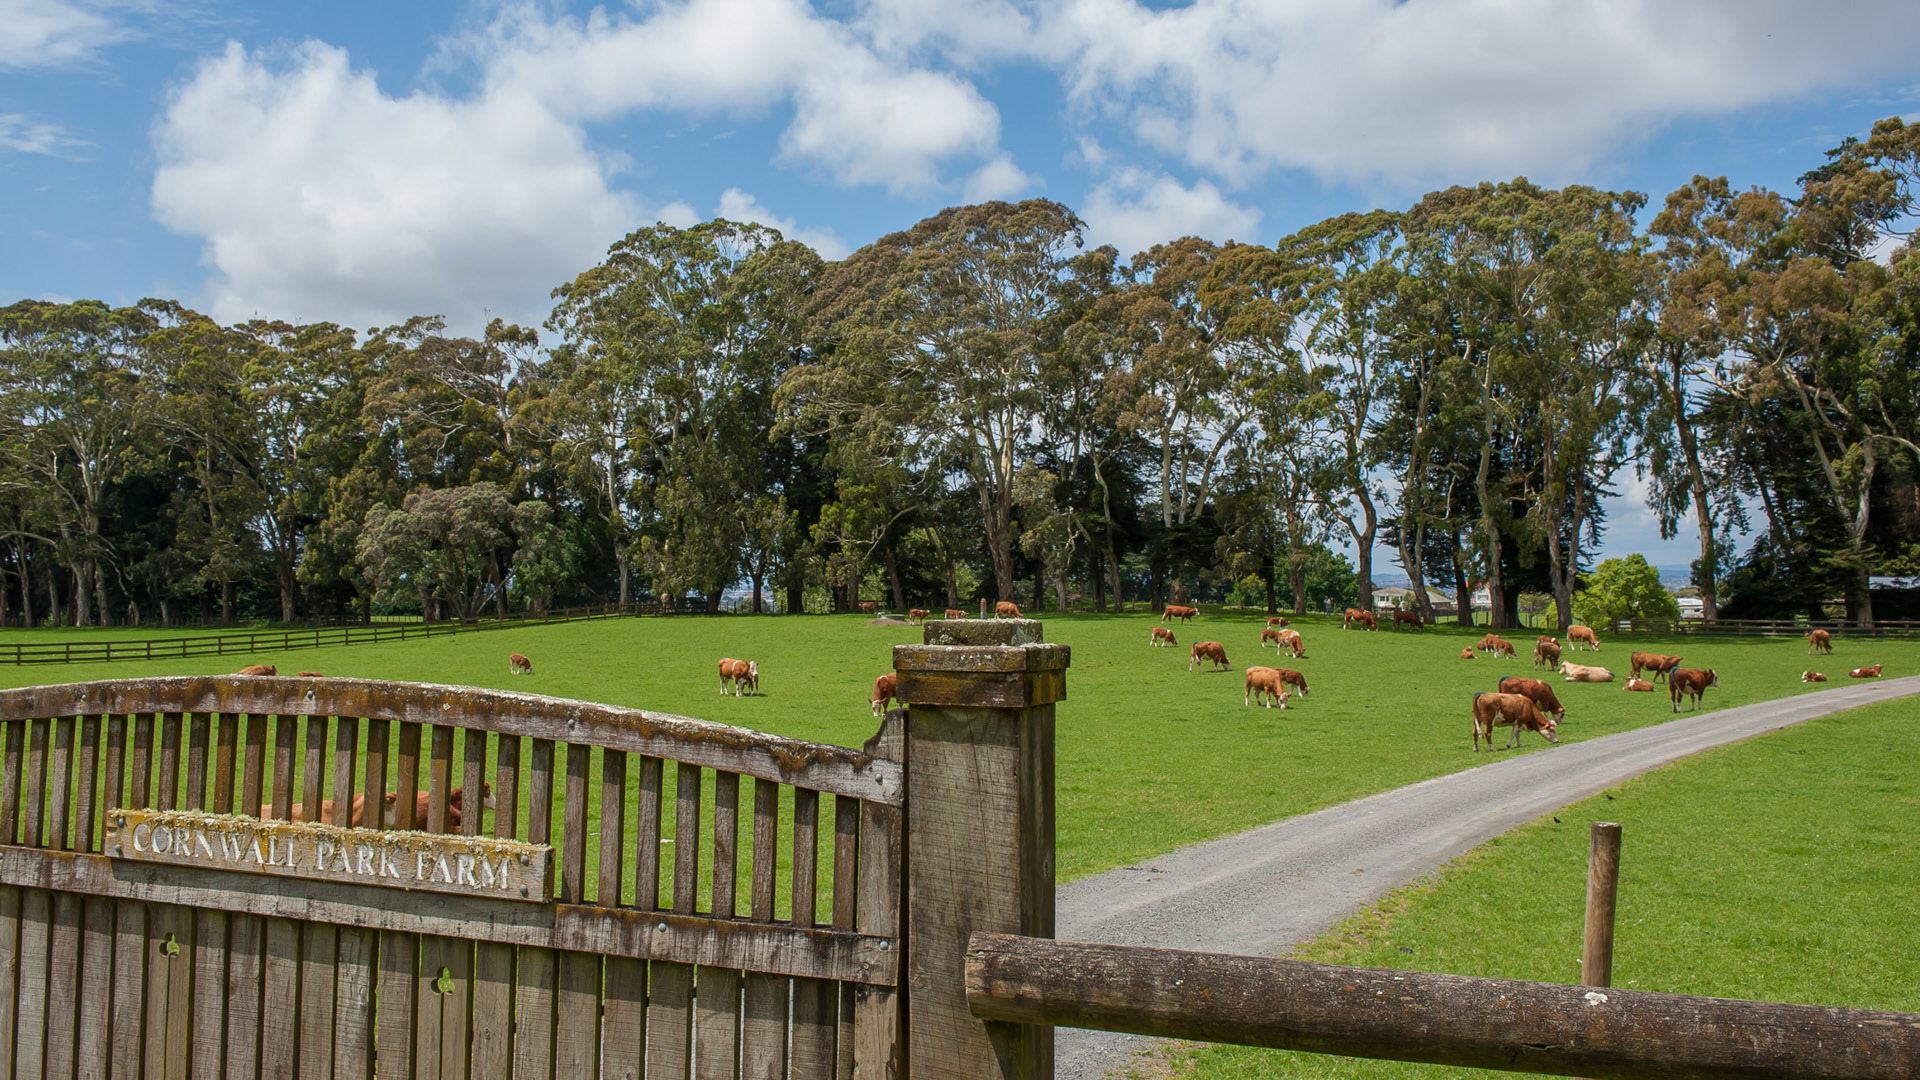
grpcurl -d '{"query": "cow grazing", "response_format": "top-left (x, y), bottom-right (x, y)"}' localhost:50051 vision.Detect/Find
top-left (1533, 640), bottom-right (1562, 671)
top-left (871, 673), bottom-right (899, 717)
top-left (908, 609), bottom-right (929, 624)
top-left (1267, 616), bottom-right (1290, 628)
top-left (1624, 678), bottom-right (1656, 692)
top-left (1497, 676), bottom-right (1566, 722)
top-left (995, 601), bottom-right (1022, 619)
top-left (1471, 692), bottom-right (1558, 751)
top-left (1274, 668), bottom-right (1309, 697)
top-left (859, 601), bottom-right (878, 615)
top-left (718, 658), bottom-right (760, 696)
top-left (1342, 608), bottom-right (1377, 631)
top-left (1561, 662), bottom-right (1614, 683)
top-left (1668, 668), bottom-right (1718, 712)
top-left (1461, 648), bottom-right (1476, 660)
top-left (1150, 626), bottom-right (1177, 647)
top-left (235, 664), bottom-right (277, 676)
top-left (1630, 652), bottom-right (1684, 683)
top-left (1486, 636), bottom-right (1516, 659)
top-left (944, 609), bottom-right (967, 620)
top-left (1189, 641), bottom-right (1230, 672)
top-left (1392, 610), bottom-right (1424, 631)
top-left (1475, 633), bottom-right (1500, 653)
top-left (267, 791), bottom-right (400, 827)
top-left (1802, 670), bottom-right (1828, 683)
top-left (1244, 667), bottom-right (1290, 708)
top-left (1568, 625), bottom-right (1601, 651)
top-left (297, 670), bottom-right (324, 678)
top-left (1536, 635), bottom-right (1558, 646)
top-left (508, 653), bottom-right (532, 675)
top-left (1850, 665), bottom-right (1884, 679)
top-left (1276, 629), bottom-right (1306, 659)
top-left (1807, 629), bottom-right (1832, 655)
top-left (1260, 627), bottom-right (1283, 649)
top-left (1161, 605), bottom-right (1197, 623)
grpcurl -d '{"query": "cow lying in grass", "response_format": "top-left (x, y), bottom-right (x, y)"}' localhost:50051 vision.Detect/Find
top-left (1850, 665), bottom-right (1884, 678)
top-left (1244, 667), bottom-right (1289, 708)
top-left (1624, 678), bottom-right (1655, 692)
top-left (236, 664), bottom-right (277, 676)
top-left (1561, 662), bottom-right (1613, 683)
top-left (1189, 641), bottom-right (1230, 672)
top-left (719, 657), bottom-right (760, 695)
top-left (1471, 692), bottom-right (1558, 751)
top-left (269, 791), bottom-right (398, 827)
top-left (1669, 668), bottom-right (1718, 712)
top-left (1460, 648), bottom-right (1476, 660)
top-left (1802, 670), bottom-right (1827, 682)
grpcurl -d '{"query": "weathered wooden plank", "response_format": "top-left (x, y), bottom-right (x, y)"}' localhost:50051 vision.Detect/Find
top-left (555, 949), bottom-right (601, 1077)
top-left (225, 912), bottom-right (264, 1080)
top-left (600, 749), bottom-right (627, 905)
top-left (712, 771), bottom-right (739, 918)
top-left (494, 733), bottom-right (520, 840)
top-left (472, 941), bottom-right (516, 1079)
top-left (426, 726), bottom-right (453, 835)
top-left (298, 922), bottom-right (338, 1080)
top-left (674, 761), bottom-right (702, 913)
top-left (558, 743), bottom-right (589, 905)
top-left (364, 717), bottom-right (389, 834)
top-left (47, 713), bottom-right (74, 850)
top-left (186, 712), bottom-right (210, 811)
top-left (740, 973), bottom-right (789, 1080)
top-left (159, 902), bottom-right (195, 1080)
top-left (301, 714), bottom-right (328, 827)
top-left (646, 960), bottom-right (694, 1079)
top-left (527, 739), bottom-right (554, 847)
top-left (394, 721), bottom-right (421, 833)
top-left (696, 966), bottom-right (743, 1080)
top-left (0, 886), bottom-right (19, 1080)
top-left (750, 779), bottom-right (776, 921)
top-left (602, 955), bottom-right (646, 1080)
top-left (216, 710), bottom-right (240, 814)
top-left (0, 719), bottom-right (23, 845)
top-left (17, 886), bottom-right (50, 1078)
top-left (191, 907), bottom-right (229, 1075)
top-left (511, 946), bottom-right (556, 1080)
top-left (834, 795), bottom-right (860, 1079)
top-left (158, 712), bottom-right (183, 811)
top-left (791, 977), bottom-right (838, 1079)
top-left (335, 926), bottom-right (377, 1078)
top-left (24, 715), bottom-right (49, 844)
top-left (46, 890), bottom-right (83, 1078)
top-left (462, 727), bottom-right (487, 838)
top-left (375, 930), bottom-right (416, 1080)
top-left (853, 801), bottom-right (903, 1080)
top-left (132, 712), bottom-right (156, 809)
top-left (965, 932), bottom-right (1920, 1080)
top-left (110, 897), bottom-right (145, 1077)
top-left (242, 713), bottom-right (267, 820)
top-left (271, 714), bottom-right (296, 821)
top-left (634, 755), bottom-right (663, 911)
top-left (0, 678), bottom-right (903, 805)
top-left (261, 917), bottom-right (301, 1079)
top-left (72, 895), bottom-right (112, 1075)
top-left (76, 713), bottom-right (101, 852)
top-left (104, 713), bottom-right (128, 817)
top-left (792, 787), bottom-right (818, 927)
top-left (332, 715), bottom-right (359, 827)
top-left (426, 935), bottom-right (472, 1080)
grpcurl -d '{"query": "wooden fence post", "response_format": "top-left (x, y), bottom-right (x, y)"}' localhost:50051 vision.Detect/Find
top-left (897, 618), bottom-right (1067, 1080)
top-left (1582, 822), bottom-right (1622, 988)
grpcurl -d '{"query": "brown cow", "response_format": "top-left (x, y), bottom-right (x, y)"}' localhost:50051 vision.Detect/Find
top-left (1497, 676), bottom-right (1566, 722)
top-left (1342, 608), bottom-right (1377, 631)
top-left (1568, 625), bottom-right (1601, 651)
top-left (1276, 628), bottom-right (1306, 659)
top-left (1807, 629), bottom-right (1832, 655)
top-left (403, 783), bottom-right (498, 833)
top-left (1160, 605), bottom-right (1197, 623)
top-left (995, 601), bottom-right (1022, 619)
top-left (1624, 678), bottom-right (1656, 692)
top-left (1460, 648), bottom-right (1476, 660)
top-left (1802, 670), bottom-right (1828, 683)
top-left (1267, 616), bottom-right (1290, 628)
top-left (1471, 692), bottom-right (1558, 751)
top-left (1260, 627), bottom-right (1283, 649)
top-left (508, 653), bottom-right (532, 675)
top-left (871, 673), bottom-right (898, 717)
top-left (1274, 668), bottom-right (1309, 697)
top-left (1533, 640), bottom-right (1562, 671)
top-left (1150, 626), bottom-right (1177, 647)
top-left (1668, 668), bottom-right (1718, 712)
top-left (1243, 667), bottom-right (1289, 708)
top-left (297, 670), bottom-right (324, 677)
top-left (907, 608), bottom-right (929, 624)
top-left (1188, 641), bottom-right (1230, 672)
top-left (1536, 635), bottom-right (1558, 646)
top-left (859, 601), bottom-right (878, 615)
top-left (266, 791), bottom-right (399, 827)
top-left (1629, 652), bottom-right (1684, 683)
top-left (718, 657), bottom-right (760, 696)
top-left (1849, 665), bottom-right (1884, 679)
top-left (235, 664), bottom-right (277, 676)
top-left (944, 609), bottom-right (967, 620)
top-left (1392, 610), bottom-right (1423, 631)
top-left (1475, 633), bottom-right (1500, 653)
top-left (1487, 636), bottom-right (1516, 659)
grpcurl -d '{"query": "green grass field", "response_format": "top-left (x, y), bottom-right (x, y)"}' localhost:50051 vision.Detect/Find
top-left (1, 611), bottom-right (1910, 884)
top-left (1163, 694), bottom-right (1920, 1079)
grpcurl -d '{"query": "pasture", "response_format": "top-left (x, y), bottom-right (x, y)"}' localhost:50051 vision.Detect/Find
top-left (1165, 693), bottom-right (1920, 1078)
top-left (0, 611), bottom-right (1909, 883)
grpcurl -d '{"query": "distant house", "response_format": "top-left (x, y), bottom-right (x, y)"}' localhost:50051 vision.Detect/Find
top-left (1372, 586), bottom-right (1414, 609)
top-left (1675, 596), bottom-right (1704, 619)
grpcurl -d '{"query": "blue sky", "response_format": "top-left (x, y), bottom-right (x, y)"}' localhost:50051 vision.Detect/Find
top-left (5, 0), bottom-right (1920, 572)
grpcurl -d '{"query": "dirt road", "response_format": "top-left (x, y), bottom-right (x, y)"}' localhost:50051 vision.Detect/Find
top-left (1053, 676), bottom-right (1920, 1079)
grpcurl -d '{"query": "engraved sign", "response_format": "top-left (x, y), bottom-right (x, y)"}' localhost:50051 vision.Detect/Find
top-left (104, 810), bottom-right (553, 902)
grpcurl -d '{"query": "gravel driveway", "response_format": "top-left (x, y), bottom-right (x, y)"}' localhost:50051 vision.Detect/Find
top-left (1052, 675), bottom-right (1920, 1079)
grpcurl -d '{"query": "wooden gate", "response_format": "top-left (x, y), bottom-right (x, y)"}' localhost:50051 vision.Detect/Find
top-left (0, 674), bottom-right (905, 1078)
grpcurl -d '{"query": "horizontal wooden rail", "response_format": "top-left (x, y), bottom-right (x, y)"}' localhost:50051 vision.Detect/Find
top-left (0, 676), bottom-right (902, 803)
top-left (965, 933), bottom-right (1920, 1080)
top-left (0, 847), bottom-right (897, 984)
top-left (1618, 618), bottom-right (1920, 637)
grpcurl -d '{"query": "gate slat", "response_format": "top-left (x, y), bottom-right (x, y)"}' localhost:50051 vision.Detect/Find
top-left (81, 900), bottom-right (116, 1075)
top-left (261, 918), bottom-right (301, 1078)
top-left (156, 903), bottom-right (195, 1080)
top-left (426, 726), bottom-right (453, 834)
top-left (417, 934), bottom-right (470, 1080)
top-left (216, 711), bottom-right (239, 813)
top-left (226, 912), bottom-right (264, 1080)
top-left (242, 713), bottom-right (266, 818)
top-left (555, 743), bottom-right (600, 1074)
top-left (46, 890), bottom-right (82, 1078)
top-left (698, 770), bottom-right (744, 1080)
top-left (393, 721), bottom-right (421, 832)
top-left (48, 714), bottom-right (73, 850)
top-left (186, 711), bottom-right (211, 811)
top-left (791, 788), bottom-right (835, 1077)
top-left (365, 718), bottom-right (389, 832)
top-left (512, 739), bottom-right (557, 1080)
top-left (25, 716), bottom-right (49, 845)
top-left (335, 926), bottom-right (376, 1078)
top-left (332, 716), bottom-right (359, 827)
top-left (0, 886), bottom-right (18, 1080)
top-left (131, 713), bottom-right (155, 809)
top-left (461, 729), bottom-right (486, 837)
top-left (834, 796), bottom-right (860, 1079)
top-left (648, 761), bottom-right (704, 1078)
top-left (104, 714), bottom-right (127, 818)
top-left (110, 899), bottom-right (145, 1076)
top-left (635, 755), bottom-right (663, 911)
top-left (158, 712), bottom-right (182, 811)
top-left (1, 719), bottom-right (23, 844)
top-left (472, 941), bottom-right (515, 1077)
top-left (740, 779), bottom-right (786, 1080)
top-left (376, 930), bottom-right (416, 1080)
top-left (271, 715), bottom-right (296, 820)
top-left (18, 887), bottom-right (49, 1078)
top-left (193, 908), bottom-right (229, 1075)
top-left (493, 734), bottom-right (520, 840)
top-left (853, 801), bottom-right (902, 1080)
top-left (298, 923), bottom-right (338, 1080)
top-left (75, 714), bottom-right (100, 853)
top-left (602, 956), bottom-right (645, 1080)
top-left (301, 715), bottom-right (328, 826)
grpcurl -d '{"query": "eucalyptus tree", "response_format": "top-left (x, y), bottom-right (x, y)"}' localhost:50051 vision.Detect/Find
top-left (794, 200), bottom-right (1085, 601)
top-left (362, 316), bottom-right (537, 489)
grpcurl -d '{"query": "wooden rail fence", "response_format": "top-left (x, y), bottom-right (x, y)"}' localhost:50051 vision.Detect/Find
top-left (1617, 617), bottom-right (1920, 637)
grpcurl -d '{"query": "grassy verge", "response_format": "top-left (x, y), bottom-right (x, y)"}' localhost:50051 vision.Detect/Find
top-left (1164, 695), bottom-right (1920, 1079)
top-left (0, 611), bottom-right (1911, 883)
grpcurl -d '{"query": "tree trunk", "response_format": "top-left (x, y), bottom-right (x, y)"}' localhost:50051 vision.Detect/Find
top-left (1262, 550), bottom-right (1277, 615)
top-left (1148, 563), bottom-right (1164, 613)
top-left (1088, 545), bottom-right (1106, 613)
top-left (707, 589), bottom-right (722, 614)
top-left (943, 555), bottom-right (959, 610)
top-left (1847, 569), bottom-right (1875, 629)
top-left (68, 561), bottom-right (91, 627)
top-left (1452, 538), bottom-right (1473, 628)
top-left (1031, 563), bottom-right (1044, 612)
top-left (982, 483), bottom-right (1017, 601)
top-left (883, 543), bottom-right (906, 611)
top-left (1168, 560), bottom-right (1187, 606)
top-left (94, 561), bottom-right (110, 627)
top-left (1106, 538), bottom-right (1124, 614)
top-left (14, 545), bottom-right (32, 628)
top-left (750, 566), bottom-right (765, 614)
top-left (221, 580), bottom-right (234, 626)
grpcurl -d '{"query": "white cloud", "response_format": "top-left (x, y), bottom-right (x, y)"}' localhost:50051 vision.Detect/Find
top-left (0, 113), bottom-right (87, 156)
top-left (1080, 169), bottom-right (1261, 258)
top-left (963, 154), bottom-right (1036, 203)
top-left (0, 0), bottom-right (129, 69)
top-left (151, 41), bottom-right (647, 332)
top-left (1045, 0), bottom-right (1920, 188)
top-left (715, 188), bottom-right (849, 259)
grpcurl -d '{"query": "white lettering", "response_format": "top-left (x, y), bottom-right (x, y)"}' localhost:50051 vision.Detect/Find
top-left (151, 826), bottom-right (172, 854)
top-left (313, 840), bottom-right (333, 872)
top-left (356, 845), bottom-right (374, 876)
top-left (379, 847), bottom-right (400, 878)
top-left (431, 855), bottom-right (452, 884)
top-left (416, 851), bottom-right (431, 881)
top-left (247, 836), bottom-right (266, 864)
top-left (193, 829), bottom-right (215, 858)
top-left (131, 822), bottom-right (151, 853)
top-left (172, 827), bottom-right (193, 858)
top-left (455, 853), bottom-right (477, 886)
top-left (218, 832), bottom-right (244, 860)
top-left (478, 855), bottom-right (503, 888)
top-left (328, 845), bottom-right (351, 874)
